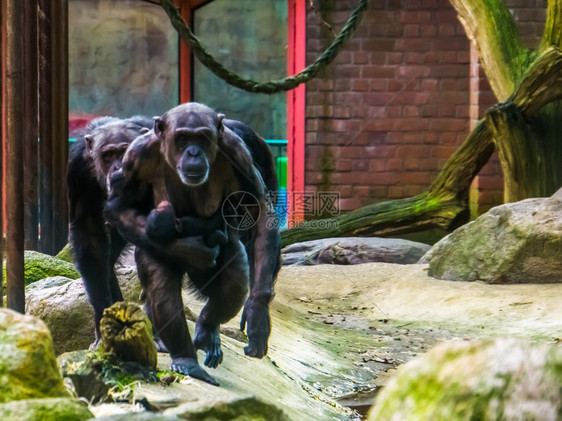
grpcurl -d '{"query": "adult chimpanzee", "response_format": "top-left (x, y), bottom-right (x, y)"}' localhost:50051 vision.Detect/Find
top-left (105, 103), bottom-right (281, 385)
top-left (67, 116), bottom-right (222, 350)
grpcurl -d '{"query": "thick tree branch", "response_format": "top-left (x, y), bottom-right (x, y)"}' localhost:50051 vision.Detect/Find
top-left (514, 47), bottom-right (562, 116)
top-left (448, 0), bottom-right (527, 101)
top-left (541, 0), bottom-right (562, 50)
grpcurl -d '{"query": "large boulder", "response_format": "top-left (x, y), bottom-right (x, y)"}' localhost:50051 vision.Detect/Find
top-left (282, 237), bottom-right (430, 266)
top-left (368, 339), bottom-right (562, 421)
top-left (0, 309), bottom-right (70, 402)
top-left (0, 398), bottom-right (93, 421)
top-left (423, 197), bottom-right (562, 283)
top-left (25, 266), bottom-right (143, 354)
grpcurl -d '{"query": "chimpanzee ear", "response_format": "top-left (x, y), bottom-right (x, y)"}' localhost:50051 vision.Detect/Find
top-left (153, 116), bottom-right (165, 137)
top-left (85, 134), bottom-right (95, 153)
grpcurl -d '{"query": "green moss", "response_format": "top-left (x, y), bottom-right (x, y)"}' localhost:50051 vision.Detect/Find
top-left (55, 243), bottom-right (75, 264)
top-left (0, 310), bottom-right (70, 403)
top-left (2, 251), bottom-right (80, 286)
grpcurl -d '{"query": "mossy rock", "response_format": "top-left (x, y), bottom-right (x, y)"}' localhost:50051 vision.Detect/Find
top-left (55, 243), bottom-right (75, 264)
top-left (0, 398), bottom-right (93, 421)
top-left (2, 250), bottom-right (80, 286)
top-left (58, 350), bottom-right (159, 403)
top-left (0, 309), bottom-right (70, 402)
top-left (368, 339), bottom-right (562, 421)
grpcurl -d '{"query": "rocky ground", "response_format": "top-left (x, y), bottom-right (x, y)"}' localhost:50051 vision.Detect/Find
top-left (151, 261), bottom-right (561, 419)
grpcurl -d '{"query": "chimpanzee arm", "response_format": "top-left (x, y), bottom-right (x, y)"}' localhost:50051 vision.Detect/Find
top-left (220, 127), bottom-right (281, 358)
top-left (105, 173), bottom-right (220, 269)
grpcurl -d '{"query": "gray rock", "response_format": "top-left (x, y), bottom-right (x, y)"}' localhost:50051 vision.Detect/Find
top-left (367, 339), bottom-right (562, 421)
top-left (160, 382), bottom-right (289, 421)
top-left (282, 237), bottom-right (430, 266)
top-left (423, 197), bottom-right (562, 283)
top-left (0, 309), bottom-right (70, 402)
top-left (552, 186), bottom-right (562, 200)
top-left (26, 267), bottom-right (143, 354)
top-left (0, 398), bottom-right (93, 421)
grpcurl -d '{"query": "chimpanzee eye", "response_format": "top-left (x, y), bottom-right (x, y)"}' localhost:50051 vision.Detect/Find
top-left (102, 151), bottom-right (115, 164)
top-left (175, 135), bottom-right (188, 150)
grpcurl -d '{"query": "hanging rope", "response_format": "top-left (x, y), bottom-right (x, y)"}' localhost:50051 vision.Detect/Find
top-left (160, 0), bottom-right (369, 94)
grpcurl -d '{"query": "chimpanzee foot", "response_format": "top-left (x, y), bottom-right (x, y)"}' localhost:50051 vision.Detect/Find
top-left (89, 337), bottom-right (101, 351)
top-left (170, 357), bottom-right (219, 386)
top-left (153, 333), bottom-right (168, 353)
top-left (193, 325), bottom-right (223, 369)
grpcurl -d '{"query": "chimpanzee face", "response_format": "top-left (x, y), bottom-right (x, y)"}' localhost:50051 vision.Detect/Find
top-left (155, 103), bottom-right (224, 187)
top-left (85, 121), bottom-right (144, 190)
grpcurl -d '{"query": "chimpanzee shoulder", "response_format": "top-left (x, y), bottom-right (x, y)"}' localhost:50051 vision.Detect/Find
top-left (223, 119), bottom-right (278, 196)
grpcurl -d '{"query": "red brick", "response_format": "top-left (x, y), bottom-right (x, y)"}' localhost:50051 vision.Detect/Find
top-left (430, 118), bottom-right (468, 132)
top-left (396, 145), bottom-right (430, 158)
top-left (403, 105), bottom-right (420, 117)
top-left (353, 52), bottom-right (370, 65)
top-left (386, 158), bottom-right (403, 171)
top-left (351, 79), bottom-right (369, 92)
top-left (394, 118), bottom-right (430, 131)
top-left (362, 38), bottom-right (396, 51)
top-left (400, 172), bottom-right (431, 184)
top-left (369, 159), bottom-right (387, 172)
top-left (388, 186), bottom-right (405, 198)
top-left (364, 92), bottom-right (396, 106)
top-left (362, 66), bottom-right (397, 79)
top-left (339, 198), bottom-right (361, 211)
top-left (335, 66), bottom-right (361, 79)
top-left (400, 11), bottom-right (431, 23)
top-left (438, 24), bottom-right (456, 37)
top-left (369, 79), bottom-right (387, 91)
top-left (403, 24), bottom-right (420, 37)
top-left (386, 52), bottom-right (404, 65)
top-left (364, 172), bottom-right (399, 185)
top-left (335, 159), bottom-right (352, 172)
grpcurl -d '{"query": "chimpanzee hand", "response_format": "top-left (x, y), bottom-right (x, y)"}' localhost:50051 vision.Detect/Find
top-left (170, 357), bottom-right (219, 386)
top-left (162, 236), bottom-right (220, 270)
top-left (240, 298), bottom-right (270, 358)
top-left (146, 201), bottom-right (180, 243)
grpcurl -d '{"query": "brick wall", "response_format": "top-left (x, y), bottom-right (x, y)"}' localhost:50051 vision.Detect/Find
top-left (304, 0), bottom-right (547, 215)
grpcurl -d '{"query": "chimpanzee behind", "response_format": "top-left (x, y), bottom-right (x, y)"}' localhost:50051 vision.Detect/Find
top-left (67, 116), bottom-right (222, 349)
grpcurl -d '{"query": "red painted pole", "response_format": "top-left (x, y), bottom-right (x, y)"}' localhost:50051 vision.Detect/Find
top-left (287, 0), bottom-right (306, 223)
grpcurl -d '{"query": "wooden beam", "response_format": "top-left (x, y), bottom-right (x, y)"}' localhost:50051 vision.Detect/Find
top-left (0, 0), bottom-right (4, 308)
top-left (38, 0), bottom-right (69, 254)
top-left (52, 0), bottom-right (69, 253)
top-left (38, 0), bottom-right (54, 254)
top-left (23, 0), bottom-right (39, 250)
top-left (4, 0), bottom-right (26, 312)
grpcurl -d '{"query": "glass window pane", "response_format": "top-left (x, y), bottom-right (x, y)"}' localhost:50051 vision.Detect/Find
top-left (69, 0), bottom-right (178, 127)
top-left (193, 0), bottom-right (287, 140)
